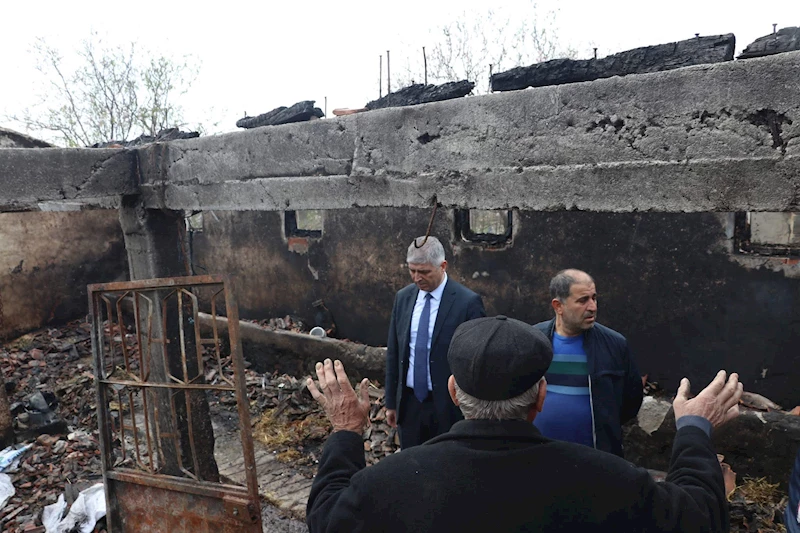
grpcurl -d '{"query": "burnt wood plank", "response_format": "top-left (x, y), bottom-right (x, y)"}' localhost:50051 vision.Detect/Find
top-left (365, 80), bottom-right (474, 110)
top-left (738, 26), bottom-right (800, 59)
top-left (492, 34), bottom-right (735, 91)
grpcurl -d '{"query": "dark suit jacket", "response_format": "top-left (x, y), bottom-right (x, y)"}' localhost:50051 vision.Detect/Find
top-left (307, 420), bottom-right (728, 533)
top-left (385, 278), bottom-right (485, 427)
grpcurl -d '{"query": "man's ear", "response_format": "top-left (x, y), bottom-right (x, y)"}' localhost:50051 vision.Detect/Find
top-left (526, 379), bottom-right (547, 423)
top-left (448, 375), bottom-right (458, 405)
top-left (551, 298), bottom-right (562, 315)
top-left (440, 260), bottom-right (448, 272)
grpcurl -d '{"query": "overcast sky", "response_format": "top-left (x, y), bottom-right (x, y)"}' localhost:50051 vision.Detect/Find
top-left (2, 0), bottom-right (798, 142)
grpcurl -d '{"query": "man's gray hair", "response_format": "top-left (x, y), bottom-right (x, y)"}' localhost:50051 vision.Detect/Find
top-left (406, 236), bottom-right (446, 266)
top-left (550, 269), bottom-right (594, 302)
top-left (453, 379), bottom-right (542, 421)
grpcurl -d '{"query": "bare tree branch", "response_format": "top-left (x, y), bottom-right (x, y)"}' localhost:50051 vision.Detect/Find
top-left (424, 2), bottom-right (574, 94)
top-left (6, 33), bottom-right (198, 146)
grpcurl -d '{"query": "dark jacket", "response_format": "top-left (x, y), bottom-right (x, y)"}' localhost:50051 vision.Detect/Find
top-left (307, 419), bottom-right (728, 533)
top-left (787, 447), bottom-right (800, 533)
top-left (385, 278), bottom-right (485, 428)
top-left (534, 318), bottom-right (643, 456)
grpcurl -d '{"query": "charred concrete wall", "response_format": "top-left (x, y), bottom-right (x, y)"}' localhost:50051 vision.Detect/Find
top-left (0, 210), bottom-right (127, 339)
top-left (0, 128), bottom-right (128, 339)
top-left (191, 208), bottom-right (800, 408)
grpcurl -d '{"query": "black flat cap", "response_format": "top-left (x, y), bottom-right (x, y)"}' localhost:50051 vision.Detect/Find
top-left (447, 315), bottom-right (553, 401)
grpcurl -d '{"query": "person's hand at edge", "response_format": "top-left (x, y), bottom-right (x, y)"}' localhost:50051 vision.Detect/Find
top-left (673, 370), bottom-right (743, 429)
top-left (386, 409), bottom-right (397, 428)
top-left (307, 358), bottom-right (371, 434)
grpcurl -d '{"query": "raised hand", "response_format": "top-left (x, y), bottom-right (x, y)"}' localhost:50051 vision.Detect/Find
top-left (673, 370), bottom-right (743, 429)
top-left (307, 359), bottom-right (371, 434)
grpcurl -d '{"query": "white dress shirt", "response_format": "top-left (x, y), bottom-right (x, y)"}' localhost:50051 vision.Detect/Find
top-left (406, 273), bottom-right (448, 390)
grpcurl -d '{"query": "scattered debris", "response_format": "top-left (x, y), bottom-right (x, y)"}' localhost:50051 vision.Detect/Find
top-left (365, 80), bottom-right (475, 110)
top-left (740, 391), bottom-right (782, 412)
top-left (729, 477), bottom-right (789, 532)
top-left (236, 101), bottom-right (324, 129)
top-left (0, 474), bottom-right (13, 510)
top-left (247, 375), bottom-right (398, 471)
top-left (250, 314), bottom-right (307, 333)
top-left (738, 26), bottom-right (800, 59)
top-left (41, 483), bottom-right (105, 533)
top-left (0, 318), bottom-right (790, 533)
top-left (0, 320), bottom-right (102, 533)
top-left (643, 375), bottom-right (661, 396)
top-left (0, 444), bottom-right (33, 472)
top-left (718, 455), bottom-right (737, 499)
top-left (91, 127), bottom-right (200, 148)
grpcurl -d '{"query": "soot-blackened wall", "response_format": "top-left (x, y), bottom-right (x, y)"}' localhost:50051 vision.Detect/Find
top-left (190, 208), bottom-right (800, 407)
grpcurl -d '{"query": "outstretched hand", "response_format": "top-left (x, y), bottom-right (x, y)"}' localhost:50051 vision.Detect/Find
top-left (673, 370), bottom-right (743, 429)
top-left (307, 359), bottom-right (371, 434)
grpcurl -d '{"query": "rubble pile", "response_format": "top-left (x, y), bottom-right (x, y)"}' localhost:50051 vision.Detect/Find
top-left (242, 372), bottom-right (400, 472)
top-left (0, 320), bottom-right (103, 533)
top-left (1, 319), bottom-right (793, 532)
top-left (251, 314), bottom-right (308, 333)
top-left (729, 477), bottom-right (789, 532)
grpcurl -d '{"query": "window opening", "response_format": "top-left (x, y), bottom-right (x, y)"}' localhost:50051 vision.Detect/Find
top-left (735, 212), bottom-right (800, 256)
top-left (285, 210), bottom-right (323, 238)
top-left (455, 209), bottom-right (512, 245)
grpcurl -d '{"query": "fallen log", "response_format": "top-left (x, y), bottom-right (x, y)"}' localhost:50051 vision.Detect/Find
top-left (738, 26), bottom-right (800, 59)
top-left (365, 80), bottom-right (474, 110)
top-left (491, 34), bottom-right (735, 91)
top-left (624, 396), bottom-right (800, 490)
top-left (197, 313), bottom-right (386, 383)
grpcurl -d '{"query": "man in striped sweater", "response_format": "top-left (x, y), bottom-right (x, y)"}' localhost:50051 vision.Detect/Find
top-left (534, 269), bottom-right (643, 456)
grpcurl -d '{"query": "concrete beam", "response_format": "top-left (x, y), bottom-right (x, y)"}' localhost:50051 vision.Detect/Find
top-left (0, 148), bottom-right (138, 211)
top-left (2, 52), bottom-right (799, 213)
top-left (138, 51), bottom-right (800, 213)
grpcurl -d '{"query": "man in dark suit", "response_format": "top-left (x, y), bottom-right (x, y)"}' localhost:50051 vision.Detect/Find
top-left (305, 317), bottom-right (743, 533)
top-left (384, 235), bottom-right (485, 449)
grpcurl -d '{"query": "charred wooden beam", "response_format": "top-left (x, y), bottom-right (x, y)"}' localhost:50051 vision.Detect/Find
top-left (738, 26), bottom-right (800, 59)
top-left (365, 80), bottom-right (474, 110)
top-left (236, 101), bottom-right (324, 129)
top-left (491, 34), bottom-right (735, 91)
top-left (197, 313), bottom-right (386, 383)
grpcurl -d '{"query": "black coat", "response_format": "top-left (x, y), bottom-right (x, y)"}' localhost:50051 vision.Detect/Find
top-left (385, 278), bottom-right (485, 428)
top-left (787, 446), bottom-right (800, 533)
top-left (535, 318), bottom-right (643, 456)
top-left (307, 420), bottom-right (727, 533)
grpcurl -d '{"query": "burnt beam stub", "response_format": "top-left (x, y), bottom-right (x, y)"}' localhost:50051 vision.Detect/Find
top-left (738, 26), bottom-right (800, 60)
top-left (1, 51), bottom-right (799, 214)
top-left (491, 34), bottom-right (736, 92)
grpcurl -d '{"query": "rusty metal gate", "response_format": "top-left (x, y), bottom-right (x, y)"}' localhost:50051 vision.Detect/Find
top-left (88, 275), bottom-right (262, 532)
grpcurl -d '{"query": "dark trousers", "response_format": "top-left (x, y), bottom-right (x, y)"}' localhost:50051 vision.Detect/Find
top-left (398, 387), bottom-right (441, 449)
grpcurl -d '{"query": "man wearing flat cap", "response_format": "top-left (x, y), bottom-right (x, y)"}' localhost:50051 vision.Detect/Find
top-left (306, 316), bottom-right (742, 533)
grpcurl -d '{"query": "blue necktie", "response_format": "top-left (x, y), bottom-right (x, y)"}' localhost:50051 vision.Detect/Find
top-left (414, 293), bottom-right (432, 402)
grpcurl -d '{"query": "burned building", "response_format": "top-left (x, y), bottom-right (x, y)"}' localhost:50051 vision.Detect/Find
top-left (1, 36), bottom-right (799, 531)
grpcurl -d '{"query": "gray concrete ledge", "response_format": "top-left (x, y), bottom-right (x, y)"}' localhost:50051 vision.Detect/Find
top-left (0, 148), bottom-right (137, 211)
top-left (3, 51), bottom-right (800, 213)
top-left (139, 51), bottom-right (800, 213)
